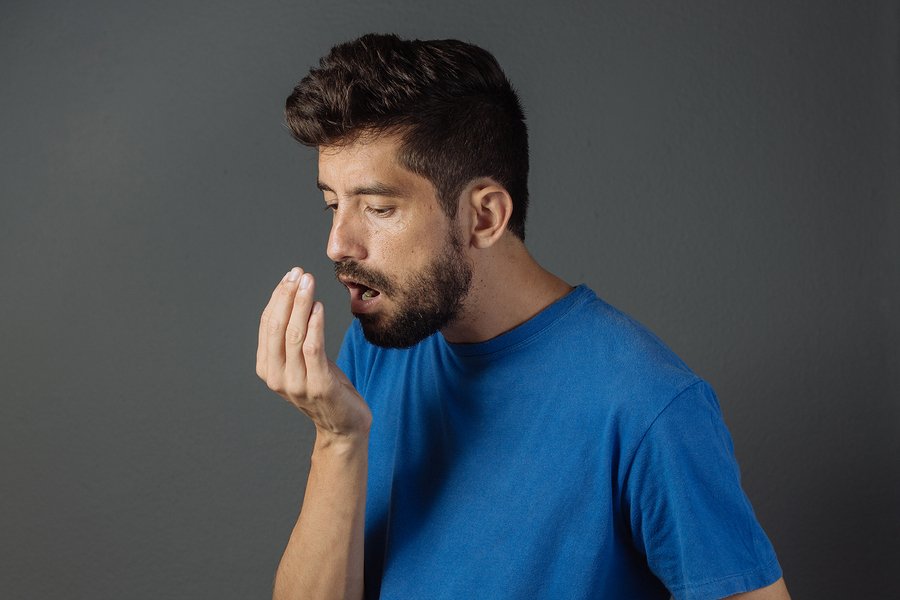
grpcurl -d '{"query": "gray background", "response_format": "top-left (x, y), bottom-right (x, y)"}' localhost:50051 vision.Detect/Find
top-left (2, 0), bottom-right (898, 598)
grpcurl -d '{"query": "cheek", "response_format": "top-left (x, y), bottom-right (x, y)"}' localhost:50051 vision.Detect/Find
top-left (373, 218), bottom-right (440, 259)
top-left (373, 241), bottom-right (424, 272)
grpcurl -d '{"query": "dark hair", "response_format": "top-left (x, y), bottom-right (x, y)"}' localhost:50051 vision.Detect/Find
top-left (285, 33), bottom-right (530, 240)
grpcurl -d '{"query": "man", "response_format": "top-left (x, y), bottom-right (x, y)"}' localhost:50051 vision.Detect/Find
top-left (256, 33), bottom-right (790, 600)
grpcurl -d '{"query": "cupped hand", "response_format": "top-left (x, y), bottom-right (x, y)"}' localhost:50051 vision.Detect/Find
top-left (256, 267), bottom-right (371, 439)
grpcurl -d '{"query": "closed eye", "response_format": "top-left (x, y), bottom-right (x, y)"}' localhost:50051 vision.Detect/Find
top-left (366, 206), bottom-right (395, 217)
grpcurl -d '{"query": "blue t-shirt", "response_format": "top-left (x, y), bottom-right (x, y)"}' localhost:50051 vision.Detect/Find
top-left (337, 285), bottom-right (781, 599)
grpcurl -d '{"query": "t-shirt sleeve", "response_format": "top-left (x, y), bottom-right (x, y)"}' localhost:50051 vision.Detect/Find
top-left (623, 380), bottom-right (782, 600)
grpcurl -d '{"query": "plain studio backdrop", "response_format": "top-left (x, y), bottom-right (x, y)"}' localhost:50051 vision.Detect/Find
top-left (2, 1), bottom-right (898, 598)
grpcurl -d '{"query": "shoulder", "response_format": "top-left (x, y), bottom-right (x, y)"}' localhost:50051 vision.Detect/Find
top-left (564, 286), bottom-right (694, 375)
top-left (555, 286), bottom-right (704, 421)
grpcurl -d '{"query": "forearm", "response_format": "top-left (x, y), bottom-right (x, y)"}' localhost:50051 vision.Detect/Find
top-left (726, 577), bottom-right (790, 599)
top-left (273, 431), bottom-right (368, 600)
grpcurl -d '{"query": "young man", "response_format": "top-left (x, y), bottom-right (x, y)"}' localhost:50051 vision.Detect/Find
top-left (256, 33), bottom-right (790, 600)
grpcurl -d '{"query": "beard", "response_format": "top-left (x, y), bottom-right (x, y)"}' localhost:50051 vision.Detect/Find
top-left (334, 230), bottom-right (473, 349)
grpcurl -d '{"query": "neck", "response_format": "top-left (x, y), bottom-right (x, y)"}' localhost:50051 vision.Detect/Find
top-left (440, 237), bottom-right (573, 344)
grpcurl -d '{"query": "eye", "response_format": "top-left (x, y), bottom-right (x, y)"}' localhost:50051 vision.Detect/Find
top-left (323, 202), bottom-right (337, 213)
top-left (366, 206), bottom-right (395, 217)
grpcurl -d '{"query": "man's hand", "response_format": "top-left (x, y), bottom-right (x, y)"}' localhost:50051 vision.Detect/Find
top-left (259, 267), bottom-right (369, 599)
top-left (256, 267), bottom-right (371, 439)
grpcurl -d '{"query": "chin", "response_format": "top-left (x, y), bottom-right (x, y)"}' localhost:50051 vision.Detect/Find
top-left (356, 312), bottom-right (446, 349)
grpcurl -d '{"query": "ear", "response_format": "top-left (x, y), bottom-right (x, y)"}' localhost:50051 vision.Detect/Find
top-left (464, 179), bottom-right (513, 249)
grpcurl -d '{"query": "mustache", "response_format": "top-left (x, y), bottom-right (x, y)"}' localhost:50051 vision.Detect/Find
top-left (333, 261), bottom-right (397, 295)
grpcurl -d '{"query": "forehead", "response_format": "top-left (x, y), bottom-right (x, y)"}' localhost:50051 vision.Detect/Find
top-left (317, 134), bottom-right (429, 197)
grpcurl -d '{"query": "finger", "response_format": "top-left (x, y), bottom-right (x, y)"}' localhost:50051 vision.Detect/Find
top-left (256, 273), bottom-right (291, 377)
top-left (265, 267), bottom-right (303, 386)
top-left (257, 270), bottom-right (294, 376)
top-left (303, 301), bottom-right (330, 389)
top-left (285, 272), bottom-right (316, 378)
top-left (256, 307), bottom-right (269, 378)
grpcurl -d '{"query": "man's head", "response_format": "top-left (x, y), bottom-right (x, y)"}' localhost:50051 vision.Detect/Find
top-left (314, 132), bottom-right (474, 348)
top-left (285, 34), bottom-right (530, 348)
top-left (285, 33), bottom-right (530, 240)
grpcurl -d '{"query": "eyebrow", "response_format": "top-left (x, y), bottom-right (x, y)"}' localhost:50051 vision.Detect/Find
top-left (316, 180), bottom-right (406, 198)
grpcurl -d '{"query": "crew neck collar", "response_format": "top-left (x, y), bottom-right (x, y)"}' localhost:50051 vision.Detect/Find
top-left (440, 284), bottom-right (591, 358)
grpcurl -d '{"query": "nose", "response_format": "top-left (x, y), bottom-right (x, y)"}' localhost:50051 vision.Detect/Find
top-left (326, 208), bottom-right (367, 262)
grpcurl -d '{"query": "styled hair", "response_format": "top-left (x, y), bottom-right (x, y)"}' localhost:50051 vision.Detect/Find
top-left (285, 33), bottom-right (530, 240)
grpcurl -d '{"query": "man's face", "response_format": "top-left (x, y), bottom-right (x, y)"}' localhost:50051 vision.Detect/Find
top-left (318, 134), bottom-right (473, 348)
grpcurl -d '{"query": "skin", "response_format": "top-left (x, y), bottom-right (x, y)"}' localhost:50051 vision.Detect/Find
top-left (257, 132), bottom-right (790, 599)
top-left (729, 578), bottom-right (791, 599)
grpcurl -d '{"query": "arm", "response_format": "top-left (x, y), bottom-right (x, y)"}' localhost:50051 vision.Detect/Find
top-left (625, 383), bottom-right (786, 599)
top-left (726, 577), bottom-right (791, 600)
top-left (257, 268), bottom-right (371, 600)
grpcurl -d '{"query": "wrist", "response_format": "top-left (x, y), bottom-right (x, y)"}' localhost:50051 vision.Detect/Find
top-left (313, 426), bottom-right (369, 455)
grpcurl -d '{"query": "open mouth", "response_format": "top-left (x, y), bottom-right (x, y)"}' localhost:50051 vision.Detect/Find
top-left (349, 282), bottom-right (380, 300)
top-left (340, 278), bottom-right (382, 309)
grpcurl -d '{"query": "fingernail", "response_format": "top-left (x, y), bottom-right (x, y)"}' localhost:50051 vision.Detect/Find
top-left (300, 273), bottom-right (311, 289)
top-left (286, 268), bottom-right (300, 282)
top-left (313, 302), bottom-right (321, 313)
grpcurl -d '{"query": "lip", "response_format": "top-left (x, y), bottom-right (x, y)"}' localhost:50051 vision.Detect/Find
top-left (340, 278), bottom-right (383, 314)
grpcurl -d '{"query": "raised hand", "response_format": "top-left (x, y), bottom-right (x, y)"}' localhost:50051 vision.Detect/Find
top-left (256, 267), bottom-right (371, 439)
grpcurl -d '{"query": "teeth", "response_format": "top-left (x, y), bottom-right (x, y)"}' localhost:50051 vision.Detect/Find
top-left (362, 289), bottom-right (376, 300)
